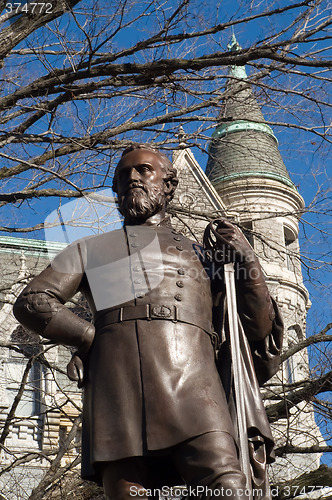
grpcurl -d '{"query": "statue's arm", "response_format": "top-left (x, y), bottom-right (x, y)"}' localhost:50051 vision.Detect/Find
top-left (234, 254), bottom-right (275, 342)
top-left (204, 219), bottom-right (276, 342)
top-left (13, 264), bottom-right (95, 358)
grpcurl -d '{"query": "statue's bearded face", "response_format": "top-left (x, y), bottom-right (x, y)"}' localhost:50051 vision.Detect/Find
top-left (118, 181), bottom-right (165, 223)
top-left (114, 149), bottom-right (167, 224)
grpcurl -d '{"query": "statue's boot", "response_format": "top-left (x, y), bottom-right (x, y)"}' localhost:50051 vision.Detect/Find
top-left (104, 478), bottom-right (148, 500)
top-left (172, 431), bottom-right (249, 500)
top-left (101, 432), bottom-right (250, 500)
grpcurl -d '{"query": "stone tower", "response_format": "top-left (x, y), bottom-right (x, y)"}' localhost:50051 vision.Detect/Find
top-left (205, 35), bottom-right (324, 480)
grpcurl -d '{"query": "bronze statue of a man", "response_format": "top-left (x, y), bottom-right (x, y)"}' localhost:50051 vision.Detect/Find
top-left (14, 145), bottom-right (282, 500)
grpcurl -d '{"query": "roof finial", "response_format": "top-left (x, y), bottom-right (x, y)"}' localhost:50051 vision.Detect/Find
top-left (19, 251), bottom-right (26, 271)
top-left (18, 251), bottom-right (29, 279)
top-left (227, 33), bottom-right (247, 79)
top-left (172, 126), bottom-right (188, 162)
top-left (176, 126), bottom-right (187, 147)
top-left (227, 33), bottom-right (241, 53)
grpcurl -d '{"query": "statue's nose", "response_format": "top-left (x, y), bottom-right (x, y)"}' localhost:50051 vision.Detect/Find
top-left (128, 168), bottom-right (141, 182)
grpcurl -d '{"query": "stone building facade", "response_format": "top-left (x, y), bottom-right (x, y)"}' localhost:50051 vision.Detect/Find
top-left (0, 236), bottom-right (81, 499)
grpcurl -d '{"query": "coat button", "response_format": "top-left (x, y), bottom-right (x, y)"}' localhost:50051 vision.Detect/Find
top-left (176, 245), bottom-right (183, 251)
top-left (132, 266), bottom-right (141, 272)
top-left (135, 291), bottom-right (145, 298)
top-left (134, 278), bottom-right (143, 284)
top-left (173, 236), bottom-right (181, 241)
top-left (176, 281), bottom-right (184, 288)
top-left (178, 268), bottom-right (185, 275)
top-left (131, 242), bottom-right (140, 248)
top-left (129, 232), bottom-right (138, 237)
top-left (174, 294), bottom-right (182, 301)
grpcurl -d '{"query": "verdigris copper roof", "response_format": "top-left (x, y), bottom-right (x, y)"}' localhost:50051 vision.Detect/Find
top-left (206, 36), bottom-right (295, 189)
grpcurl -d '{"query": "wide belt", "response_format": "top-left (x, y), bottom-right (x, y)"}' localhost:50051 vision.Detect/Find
top-left (94, 303), bottom-right (214, 335)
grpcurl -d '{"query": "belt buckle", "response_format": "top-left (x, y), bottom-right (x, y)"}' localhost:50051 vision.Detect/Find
top-left (151, 305), bottom-right (172, 319)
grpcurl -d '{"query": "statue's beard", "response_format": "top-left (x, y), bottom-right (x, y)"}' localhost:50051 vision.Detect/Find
top-left (118, 182), bottom-right (165, 223)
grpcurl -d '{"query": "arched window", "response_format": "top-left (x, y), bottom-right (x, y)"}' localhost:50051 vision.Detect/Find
top-left (241, 221), bottom-right (254, 248)
top-left (6, 328), bottom-right (44, 417)
top-left (283, 225), bottom-right (297, 271)
top-left (285, 326), bottom-right (304, 383)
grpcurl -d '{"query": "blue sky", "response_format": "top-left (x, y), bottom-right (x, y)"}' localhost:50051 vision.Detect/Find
top-left (1, 0), bottom-right (330, 344)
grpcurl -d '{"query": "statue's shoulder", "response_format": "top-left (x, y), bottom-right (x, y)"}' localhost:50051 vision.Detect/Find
top-left (83, 227), bottom-right (125, 247)
top-left (51, 228), bottom-right (127, 273)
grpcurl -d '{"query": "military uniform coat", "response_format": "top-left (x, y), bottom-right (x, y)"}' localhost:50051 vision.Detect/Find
top-left (13, 222), bottom-right (281, 484)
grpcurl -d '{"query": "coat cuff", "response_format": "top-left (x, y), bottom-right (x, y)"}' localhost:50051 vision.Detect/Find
top-left (42, 307), bottom-right (95, 354)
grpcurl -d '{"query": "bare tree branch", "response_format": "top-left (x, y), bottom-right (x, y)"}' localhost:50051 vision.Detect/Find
top-left (266, 371), bottom-right (332, 422)
top-left (281, 324), bottom-right (332, 362)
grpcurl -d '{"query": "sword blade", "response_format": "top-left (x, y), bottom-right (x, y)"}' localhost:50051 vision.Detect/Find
top-left (224, 262), bottom-right (253, 498)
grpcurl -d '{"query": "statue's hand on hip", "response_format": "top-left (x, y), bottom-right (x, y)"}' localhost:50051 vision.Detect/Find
top-left (66, 325), bottom-right (94, 388)
top-left (67, 353), bottom-right (85, 388)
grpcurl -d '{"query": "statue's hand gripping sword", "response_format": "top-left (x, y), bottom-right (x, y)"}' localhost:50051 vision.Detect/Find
top-left (204, 220), bottom-right (253, 497)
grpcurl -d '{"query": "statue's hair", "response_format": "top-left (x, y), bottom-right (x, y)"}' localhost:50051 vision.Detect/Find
top-left (112, 143), bottom-right (178, 203)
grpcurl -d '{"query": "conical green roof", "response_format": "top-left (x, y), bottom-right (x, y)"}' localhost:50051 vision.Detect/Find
top-left (206, 36), bottom-right (295, 189)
